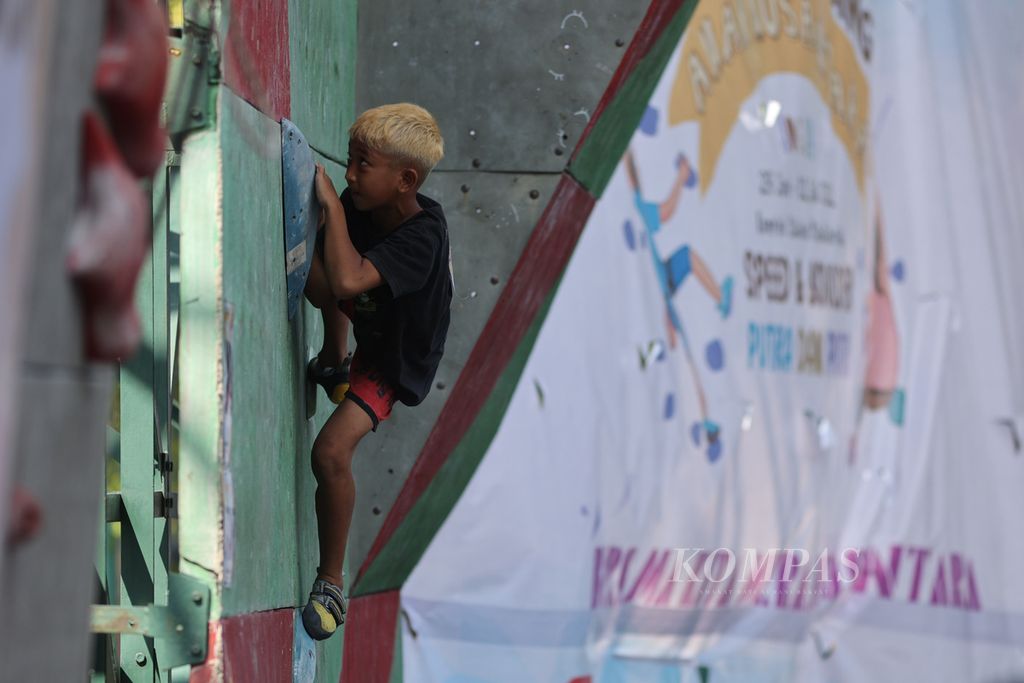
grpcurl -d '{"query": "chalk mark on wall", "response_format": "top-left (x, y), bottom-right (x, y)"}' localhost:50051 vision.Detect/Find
top-left (561, 10), bottom-right (589, 30)
top-left (220, 302), bottom-right (236, 586)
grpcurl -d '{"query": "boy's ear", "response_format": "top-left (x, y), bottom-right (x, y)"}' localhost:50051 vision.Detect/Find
top-left (399, 166), bottom-right (419, 193)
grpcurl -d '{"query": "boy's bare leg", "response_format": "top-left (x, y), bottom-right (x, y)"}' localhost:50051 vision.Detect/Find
top-left (689, 249), bottom-right (723, 304)
top-left (659, 156), bottom-right (694, 223)
top-left (305, 249), bottom-right (350, 367)
top-left (311, 399), bottom-right (374, 587)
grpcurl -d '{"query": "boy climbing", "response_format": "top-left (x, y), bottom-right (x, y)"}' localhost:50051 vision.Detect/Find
top-left (301, 103), bottom-right (451, 640)
top-left (624, 148), bottom-right (732, 454)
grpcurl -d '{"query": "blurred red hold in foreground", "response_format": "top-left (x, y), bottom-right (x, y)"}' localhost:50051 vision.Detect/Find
top-left (66, 113), bottom-right (151, 361)
top-left (6, 487), bottom-right (43, 546)
top-left (94, 0), bottom-right (168, 177)
top-left (68, 0), bottom-right (169, 362)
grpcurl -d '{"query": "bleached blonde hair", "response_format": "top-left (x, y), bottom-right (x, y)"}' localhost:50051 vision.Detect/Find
top-left (349, 103), bottom-right (444, 183)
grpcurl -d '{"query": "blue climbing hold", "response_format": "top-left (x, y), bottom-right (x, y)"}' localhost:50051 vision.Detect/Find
top-left (281, 119), bottom-right (320, 320)
top-left (677, 153), bottom-right (699, 188)
top-left (690, 421), bottom-right (702, 446)
top-left (664, 393), bottom-right (675, 420)
top-left (891, 260), bottom-right (905, 282)
top-left (705, 339), bottom-right (725, 371)
top-left (623, 219), bottom-right (636, 251)
top-left (707, 439), bottom-right (723, 463)
top-left (639, 106), bottom-right (659, 136)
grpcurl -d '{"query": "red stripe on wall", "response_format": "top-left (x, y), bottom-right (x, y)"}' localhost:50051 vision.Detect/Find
top-left (188, 609), bottom-right (294, 683)
top-left (223, 0), bottom-right (291, 121)
top-left (187, 620), bottom-right (220, 683)
top-left (573, 0), bottom-right (687, 154)
top-left (340, 591), bottom-right (401, 683)
top-left (355, 175), bottom-right (595, 588)
top-left (222, 609), bottom-right (294, 681)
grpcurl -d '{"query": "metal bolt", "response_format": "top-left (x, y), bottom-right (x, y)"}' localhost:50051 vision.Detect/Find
top-left (192, 591), bottom-right (203, 605)
top-left (615, 38), bottom-right (625, 47)
top-left (460, 184), bottom-right (470, 193)
top-left (554, 148), bottom-right (564, 156)
top-left (135, 653), bottom-right (147, 667)
top-left (192, 54), bottom-right (202, 65)
top-left (128, 619), bottom-right (137, 628)
top-left (176, 624), bottom-right (185, 633)
top-left (529, 189), bottom-right (540, 199)
top-left (191, 644), bottom-right (202, 657)
top-left (472, 158), bottom-right (482, 168)
top-left (189, 108), bottom-right (203, 121)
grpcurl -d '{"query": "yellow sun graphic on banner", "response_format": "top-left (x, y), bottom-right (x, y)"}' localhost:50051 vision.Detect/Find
top-left (669, 0), bottom-right (869, 195)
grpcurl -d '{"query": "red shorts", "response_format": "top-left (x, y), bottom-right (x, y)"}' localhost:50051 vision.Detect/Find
top-left (345, 351), bottom-right (396, 430)
top-left (338, 299), bottom-right (397, 430)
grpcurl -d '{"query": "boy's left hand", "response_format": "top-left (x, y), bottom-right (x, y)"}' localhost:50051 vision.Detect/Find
top-left (315, 163), bottom-right (339, 208)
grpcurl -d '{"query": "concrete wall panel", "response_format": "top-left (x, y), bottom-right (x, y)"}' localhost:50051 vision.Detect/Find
top-left (357, 1), bottom-right (647, 172)
top-left (179, 85), bottom-right (349, 683)
top-left (219, 88), bottom-right (307, 616)
top-left (289, 0), bottom-right (358, 159)
top-left (222, 0), bottom-right (291, 122)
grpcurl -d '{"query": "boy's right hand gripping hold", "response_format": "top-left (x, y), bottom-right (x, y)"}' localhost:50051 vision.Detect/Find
top-left (315, 163), bottom-right (341, 210)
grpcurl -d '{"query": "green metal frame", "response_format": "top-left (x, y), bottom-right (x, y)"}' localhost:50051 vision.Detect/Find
top-left (91, 154), bottom-right (208, 682)
top-left (91, 573), bottom-right (210, 671)
top-left (90, 4), bottom-right (220, 678)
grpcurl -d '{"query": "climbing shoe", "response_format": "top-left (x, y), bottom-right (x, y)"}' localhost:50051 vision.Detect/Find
top-left (301, 577), bottom-right (347, 641)
top-left (307, 354), bottom-right (351, 404)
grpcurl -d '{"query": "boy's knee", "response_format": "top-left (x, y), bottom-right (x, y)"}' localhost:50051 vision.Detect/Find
top-left (311, 436), bottom-right (354, 481)
top-left (304, 274), bottom-right (329, 309)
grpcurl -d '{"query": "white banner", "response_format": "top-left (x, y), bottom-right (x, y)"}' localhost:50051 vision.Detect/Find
top-left (400, 1), bottom-right (1024, 681)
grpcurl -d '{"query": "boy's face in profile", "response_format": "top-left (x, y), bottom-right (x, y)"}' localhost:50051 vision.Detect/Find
top-left (345, 139), bottom-right (411, 212)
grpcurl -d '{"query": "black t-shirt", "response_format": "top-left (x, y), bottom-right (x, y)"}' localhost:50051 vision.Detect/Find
top-left (338, 188), bottom-right (452, 406)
